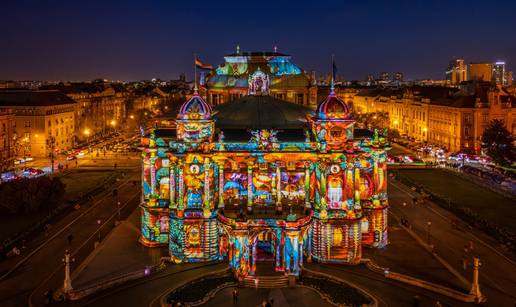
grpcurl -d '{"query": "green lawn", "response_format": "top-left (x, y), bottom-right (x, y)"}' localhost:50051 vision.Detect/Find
top-left (61, 170), bottom-right (118, 201)
top-left (388, 143), bottom-right (413, 156)
top-left (397, 169), bottom-right (516, 233)
top-left (0, 170), bottom-right (118, 242)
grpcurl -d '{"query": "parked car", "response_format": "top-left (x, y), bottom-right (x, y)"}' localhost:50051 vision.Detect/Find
top-left (66, 155), bottom-right (77, 161)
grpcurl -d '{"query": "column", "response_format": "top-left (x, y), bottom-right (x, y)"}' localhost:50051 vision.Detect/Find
top-left (373, 159), bottom-right (379, 194)
top-left (150, 154), bottom-right (156, 197)
top-left (354, 165), bottom-right (361, 207)
top-left (203, 158), bottom-right (210, 210)
top-left (304, 165), bottom-right (310, 208)
top-left (218, 163), bottom-right (224, 209)
top-left (320, 164), bottom-right (327, 210)
top-left (178, 160), bottom-right (185, 210)
top-left (247, 164), bottom-right (253, 210)
top-left (169, 164), bottom-right (176, 208)
top-left (346, 163), bottom-right (354, 209)
top-left (276, 165), bottom-right (281, 207)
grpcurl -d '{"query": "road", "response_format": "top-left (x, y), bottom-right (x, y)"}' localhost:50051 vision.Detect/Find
top-left (388, 178), bottom-right (516, 306)
top-left (0, 161), bottom-right (140, 307)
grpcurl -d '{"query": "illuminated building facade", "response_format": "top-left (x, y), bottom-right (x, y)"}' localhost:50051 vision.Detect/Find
top-left (0, 90), bottom-right (76, 158)
top-left (201, 48), bottom-right (317, 108)
top-left (140, 77), bottom-right (389, 277)
top-left (352, 84), bottom-right (516, 152)
top-left (446, 59), bottom-right (467, 85)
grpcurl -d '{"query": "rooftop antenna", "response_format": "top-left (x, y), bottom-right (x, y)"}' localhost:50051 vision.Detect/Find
top-left (236, 44), bottom-right (240, 54)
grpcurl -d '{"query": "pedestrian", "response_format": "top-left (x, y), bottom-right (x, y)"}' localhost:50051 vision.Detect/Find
top-left (469, 240), bottom-right (474, 251)
top-left (464, 245), bottom-right (469, 254)
top-left (270, 298), bottom-right (274, 306)
top-left (232, 288), bottom-right (238, 304)
top-left (67, 234), bottom-right (74, 245)
top-left (75, 160), bottom-right (78, 167)
top-left (435, 300), bottom-right (443, 307)
top-left (462, 256), bottom-right (467, 270)
top-left (43, 289), bottom-right (53, 305)
top-left (44, 223), bottom-right (51, 237)
top-left (413, 295), bottom-right (420, 307)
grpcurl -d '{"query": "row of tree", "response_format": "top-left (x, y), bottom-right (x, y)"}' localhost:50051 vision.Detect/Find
top-left (0, 177), bottom-right (65, 214)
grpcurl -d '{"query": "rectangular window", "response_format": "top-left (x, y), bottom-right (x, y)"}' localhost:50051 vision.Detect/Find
top-left (24, 121), bottom-right (31, 128)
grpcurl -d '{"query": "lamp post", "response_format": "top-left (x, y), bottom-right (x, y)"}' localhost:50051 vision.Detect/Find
top-left (97, 219), bottom-right (102, 242)
top-left (426, 220), bottom-right (432, 246)
top-left (84, 128), bottom-right (91, 153)
top-left (46, 136), bottom-right (56, 174)
top-left (110, 119), bottom-right (117, 135)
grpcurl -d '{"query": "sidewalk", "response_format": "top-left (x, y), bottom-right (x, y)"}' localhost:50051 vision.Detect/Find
top-left (363, 216), bottom-right (466, 292)
top-left (71, 207), bottom-right (168, 288)
top-left (388, 179), bottom-right (516, 306)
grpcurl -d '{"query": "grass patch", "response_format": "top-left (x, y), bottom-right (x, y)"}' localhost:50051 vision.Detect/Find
top-left (61, 170), bottom-right (119, 201)
top-left (388, 143), bottom-right (413, 156)
top-left (397, 168), bottom-right (516, 233)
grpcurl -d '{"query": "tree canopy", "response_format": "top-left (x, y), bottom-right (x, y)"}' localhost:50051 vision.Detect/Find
top-left (481, 119), bottom-right (515, 166)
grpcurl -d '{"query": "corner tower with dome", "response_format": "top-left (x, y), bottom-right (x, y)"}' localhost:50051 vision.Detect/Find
top-left (139, 58), bottom-right (390, 279)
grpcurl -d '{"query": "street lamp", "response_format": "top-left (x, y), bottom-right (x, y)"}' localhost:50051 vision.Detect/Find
top-left (46, 136), bottom-right (56, 174)
top-left (426, 220), bottom-right (432, 246)
top-left (84, 128), bottom-right (91, 152)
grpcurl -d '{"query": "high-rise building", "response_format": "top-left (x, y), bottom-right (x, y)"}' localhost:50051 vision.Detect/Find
top-left (379, 72), bottom-right (390, 81)
top-left (492, 61), bottom-right (506, 85)
top-left (394, 72), bottom-right (404, 82)
top-left (505, 71), bottom-right (513, 86)
top-left (469, 63), bottom-right (493, 82)
top-left (446, 59), bottom-right (467, 84)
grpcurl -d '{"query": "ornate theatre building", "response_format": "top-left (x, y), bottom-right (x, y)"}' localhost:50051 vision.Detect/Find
top-left (140, 74), bottom-right (389, 277)
top-left (200, 48), bottom-right (317, 107)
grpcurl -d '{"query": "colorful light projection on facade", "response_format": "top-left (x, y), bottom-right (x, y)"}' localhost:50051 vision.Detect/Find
top-left (140, 75), bottom-right (390, 276)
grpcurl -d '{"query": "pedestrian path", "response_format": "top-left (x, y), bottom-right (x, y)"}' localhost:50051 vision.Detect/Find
top-left (71, 207), bottom-right (168, 288)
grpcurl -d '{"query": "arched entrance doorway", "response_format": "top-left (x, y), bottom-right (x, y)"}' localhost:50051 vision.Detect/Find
top-left (249, 230), bottom-right (280, 276)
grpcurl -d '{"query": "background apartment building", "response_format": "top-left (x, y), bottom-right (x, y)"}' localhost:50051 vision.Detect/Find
top-left (352, 83), bottom-right (515, 153)
top-left (0, 90), bottom-right (76, 158)
top-left (0, 108), bottom-right (15, 171)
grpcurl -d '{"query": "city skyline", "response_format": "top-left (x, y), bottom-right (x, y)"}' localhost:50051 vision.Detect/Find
top-left (1, 0), bottom-right (516, 81)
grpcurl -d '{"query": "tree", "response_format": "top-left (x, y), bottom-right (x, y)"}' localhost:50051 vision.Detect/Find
top-left (0, 176), bottom-right (65, 214)
top-left (481, 119), bottom-right (515, 166)
top-left (387, 128), bottom-right (401, 141)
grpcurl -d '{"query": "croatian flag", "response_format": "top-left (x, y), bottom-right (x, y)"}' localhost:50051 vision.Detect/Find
top-left (195, 56), bottom-right (214, 70)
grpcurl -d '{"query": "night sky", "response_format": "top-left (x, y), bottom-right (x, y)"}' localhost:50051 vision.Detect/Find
top-left (2, 0), bottom-right (515, 81)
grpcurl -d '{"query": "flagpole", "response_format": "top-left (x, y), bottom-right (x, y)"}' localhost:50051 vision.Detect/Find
top-left (194, 53), bottom-right (198, 93)
top-left (331, 54), bottom-right (335, 93)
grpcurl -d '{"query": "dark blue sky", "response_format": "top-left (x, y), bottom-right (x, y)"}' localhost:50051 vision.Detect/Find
top-left (2, 0), bottom-right (515, 81)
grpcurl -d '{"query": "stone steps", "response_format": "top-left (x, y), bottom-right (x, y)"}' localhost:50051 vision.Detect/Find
top-left (243, 275), bottom-right (289, 288)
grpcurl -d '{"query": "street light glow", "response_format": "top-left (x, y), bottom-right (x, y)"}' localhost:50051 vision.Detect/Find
top-left (110, 120), bottom-right (117, 126)
top-left (84, 128), bottom-right (91, 136)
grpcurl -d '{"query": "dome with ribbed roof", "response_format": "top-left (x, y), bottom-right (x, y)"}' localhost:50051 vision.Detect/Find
top-left (178, 92), bottom-right (212, 120)
top-left (214, 95), bottom-right (312, 129)
top-left (315, 91), bottom-right (350, 119)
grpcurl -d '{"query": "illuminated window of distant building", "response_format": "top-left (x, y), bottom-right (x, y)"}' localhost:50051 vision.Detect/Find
top-left (24, 121), bottom-right (31, 128)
